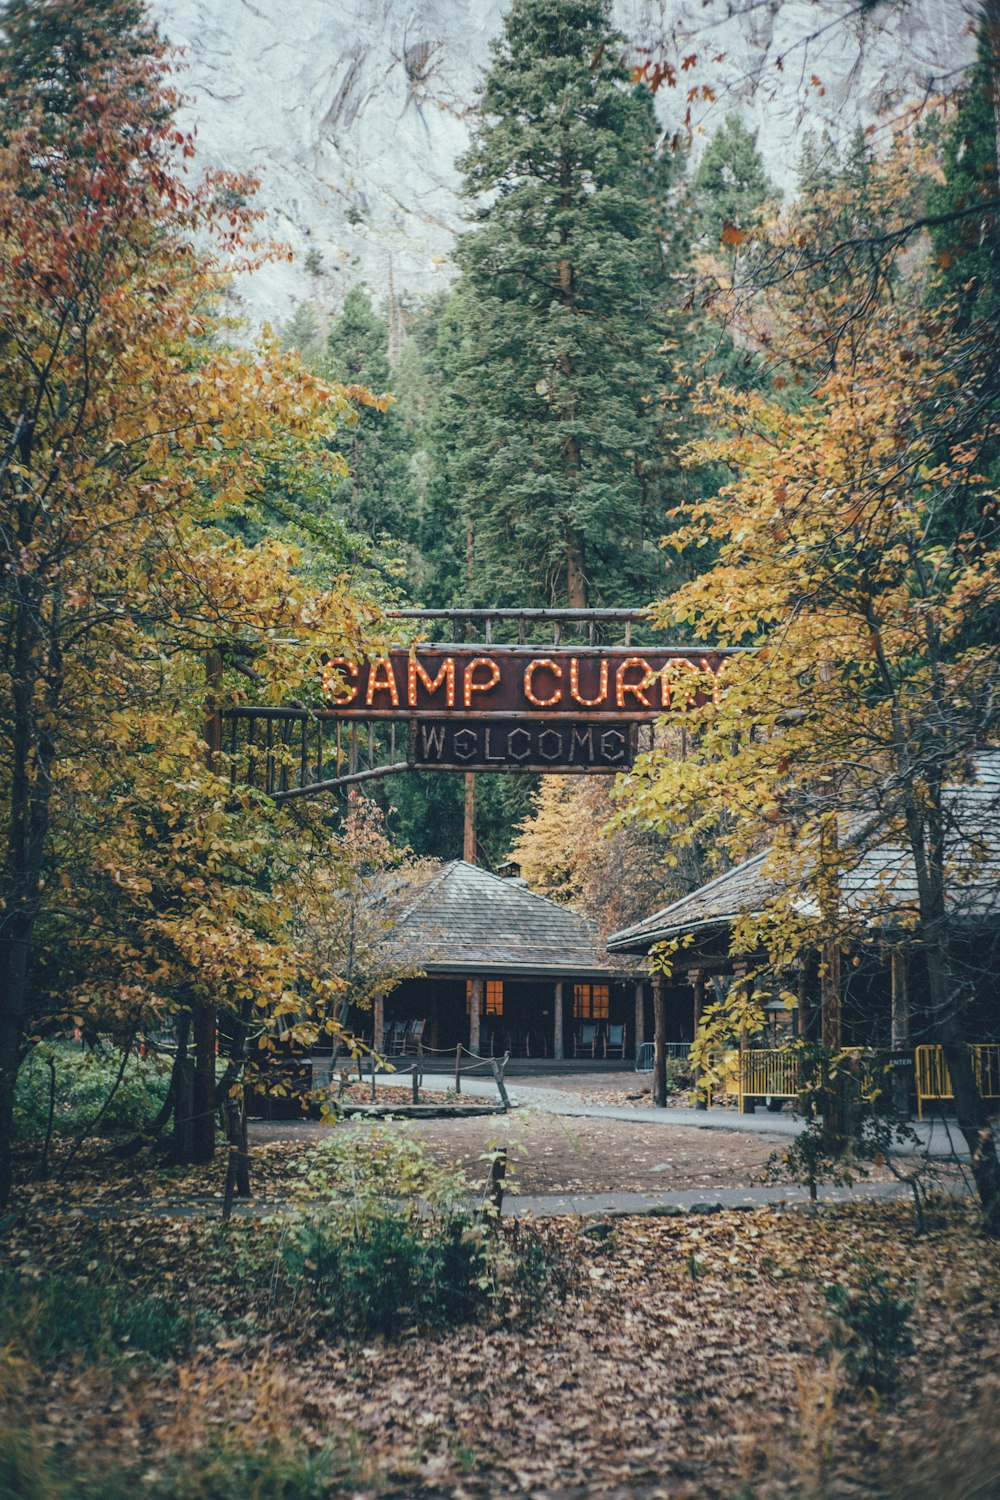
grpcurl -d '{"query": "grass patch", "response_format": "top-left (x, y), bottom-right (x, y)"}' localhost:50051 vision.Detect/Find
top-left (0, 1426), bottom-right (348, 1500)
top-left (0, 1265), bottom-right (191, 1366)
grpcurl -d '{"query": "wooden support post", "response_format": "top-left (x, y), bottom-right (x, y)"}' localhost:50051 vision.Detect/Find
top-left (373, 992), bottom-right (384, 1056)
top-left (486, 1147), bottom-right (507, 1223)
top-left (634, 981), bottom-right (645, 1054)
top-left (463, 772), bottom-right (476, 864)
top-left (891, 947), bottom-right (911, 1121)
top-left (553, 980), bottom-right (565, 1061)
top-left (653, 975), bottom-right (667, 1108)
top-left (733, 963), bottom-right (755, 1114)
top-left (491, 1056), bottom-right (511, 1110)
top-left (469, 976), bottom-right (483, 1056)
top-left (691, 969), bottom-right (706, 1111)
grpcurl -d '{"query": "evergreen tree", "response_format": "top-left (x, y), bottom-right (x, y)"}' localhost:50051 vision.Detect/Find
top-left (441, 0), bottom-right (681, 608)
top-left (927, 24), bottom-right (1000, 334)
top-left (689, 113), bottom-right (773, 247)
top-left (324, 285), bottom-right (412, 542)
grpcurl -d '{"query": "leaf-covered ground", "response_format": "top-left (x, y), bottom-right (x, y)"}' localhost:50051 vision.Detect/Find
top-left (3, 1132), bottom-right (999, 1498)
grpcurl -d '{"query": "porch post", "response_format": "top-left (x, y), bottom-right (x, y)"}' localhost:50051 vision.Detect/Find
top-left (890, 947), bottom-right (911, 1120)
top-left (373, 993), bottom-right (384, 1056)
top-left (634, 980), bottom-right (645, 1054)
top-left (733, 961), bottom-right (754, 1114)
top-left (690, 969), bottom-right (706, 1110)
top-left (553, 980), bottom-right (564, 1061)
top-left (652, 975), bottom-right (667, 1108)
top-left (469, 976), bottom-right (483, 1056)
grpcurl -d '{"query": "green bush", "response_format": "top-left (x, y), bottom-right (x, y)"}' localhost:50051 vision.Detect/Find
top-left (13, 1044), bottom-right (170, 1141)
top-left (283, 1202), bottom-right (492, 1337)
top-left (665, 1057), bottom-right (692, 1092)
top-left (822, 1260), bottom-right (915, 1394)
top-left (0, 1267), bottom-right (190, 1366)
top-left (279, 1125), bottom-right (560, 1337)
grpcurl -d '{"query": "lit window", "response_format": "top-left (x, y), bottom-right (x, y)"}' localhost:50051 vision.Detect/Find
top-left (466, 979), bottom-right (503, 1015)
top-left (573, 984), bottom-right (609, 1020)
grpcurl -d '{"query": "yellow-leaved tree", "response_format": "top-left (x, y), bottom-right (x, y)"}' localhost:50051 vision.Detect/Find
top-left (0, 1), bottom-right (391, 1202)
top-left (619, 131), bottom-right (1000, 1232)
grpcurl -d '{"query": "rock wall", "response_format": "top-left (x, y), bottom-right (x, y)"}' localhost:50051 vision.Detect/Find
top-left (152, 0), bottom-right (977, 328)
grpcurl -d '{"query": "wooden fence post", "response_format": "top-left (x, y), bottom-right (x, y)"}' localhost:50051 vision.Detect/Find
top-left (491, 1054), bottom-right (511, 1111)
top-left (486, 1148), bottom-right (507, 1224)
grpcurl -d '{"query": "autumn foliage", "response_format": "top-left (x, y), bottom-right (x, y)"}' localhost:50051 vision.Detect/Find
top-left (619, 130), bottom-right (1000, 1228)
top-left (0, 2), bottom-right (388, 1203)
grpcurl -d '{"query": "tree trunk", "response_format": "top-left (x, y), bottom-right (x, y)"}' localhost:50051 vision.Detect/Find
top-left (902, 770), bottom-right (1000, 1232)
top-left (0, 563), bottom-right (60, 1209)
top-left (566, 529), bottom-right (587, 608)
top-left (463, 772), bottom-right (476, 863)
top-left (653, 976), bottom-right (667, 1108)
top-left (168, 1021), bottom-right (196, 1165)
top-left (191, 1000), bottom-right (217, 1163)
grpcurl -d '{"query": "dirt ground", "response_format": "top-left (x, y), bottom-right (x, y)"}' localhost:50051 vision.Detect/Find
top-left (251, 1112), bottom-right (792, 1196)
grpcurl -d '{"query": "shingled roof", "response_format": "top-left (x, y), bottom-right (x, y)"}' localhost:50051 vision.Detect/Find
top-left (607, 749), bottom-right (1000, 955)
top-left (389, 860), bottom-right (629, 979)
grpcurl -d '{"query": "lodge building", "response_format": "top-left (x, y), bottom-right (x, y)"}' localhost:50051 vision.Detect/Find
top-left (372, 859), bottom-right (645, 1060)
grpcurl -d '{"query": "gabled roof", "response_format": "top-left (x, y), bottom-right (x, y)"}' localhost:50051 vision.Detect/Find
top-left (606, 852), bottom-right (776, 953)
top-left (607, 750), bottom-right (1000, 955)
top-left (390, 860), bottom-right (630, 979)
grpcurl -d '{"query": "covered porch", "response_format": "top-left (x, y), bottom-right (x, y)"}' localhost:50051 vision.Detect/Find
top-left (372, 860), bottom-right (641, 1061)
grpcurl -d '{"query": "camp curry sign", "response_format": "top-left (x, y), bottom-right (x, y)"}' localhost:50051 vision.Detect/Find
top-left (320, 647), bottom-right (729, 774)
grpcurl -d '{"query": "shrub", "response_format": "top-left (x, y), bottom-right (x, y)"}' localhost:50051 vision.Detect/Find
top-left (283, 1202), bottom-right (492, 1337)
top-left (13, 1045), bottom-right (170, 1141)
top-left (822, 1260), bottom-right (915, 1394)
top-left (279, 1125), bottom-right (561, 1337)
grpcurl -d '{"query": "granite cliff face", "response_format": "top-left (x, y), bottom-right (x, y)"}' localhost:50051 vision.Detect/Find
top-left (151, 0), bottom-right (976, 326)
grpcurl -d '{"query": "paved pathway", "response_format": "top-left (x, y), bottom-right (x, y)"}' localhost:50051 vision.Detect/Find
top-left (370, 1070), bottom-right (974, 1159)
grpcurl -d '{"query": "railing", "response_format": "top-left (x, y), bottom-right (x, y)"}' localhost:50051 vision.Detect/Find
top-left (635, 1041), bottom-right (692, 1074)
top-left (738, 1049), bottom-right (800, 1108)
top-left (914, 1044), bottom-right (1000, 1120)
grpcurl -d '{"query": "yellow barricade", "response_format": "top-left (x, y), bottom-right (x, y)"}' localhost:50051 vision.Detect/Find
top-left (737, 1048), bottom-right (801, 1110)
top-left (915, 1044), bottom-right (1000, 1120)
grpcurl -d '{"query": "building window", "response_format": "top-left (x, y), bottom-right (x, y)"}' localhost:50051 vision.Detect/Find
top-left (573, 983), bottom-right (609, 1020)
top-left (466, 979), bottom-right (503, 1015)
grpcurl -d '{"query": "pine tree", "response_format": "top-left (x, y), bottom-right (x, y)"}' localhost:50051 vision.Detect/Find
top-left (324, 286), bottom-right (412, 542)
top-left (689, 113), bottom-right (773, 247)
top-left (441, 0), bottom-right (681, 608)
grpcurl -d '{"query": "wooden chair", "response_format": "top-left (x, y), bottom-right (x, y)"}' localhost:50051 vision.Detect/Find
top-left (574, 1022), bottom-right (599, 1057)
top-left (604, 1023), bottom-right (626, 1059)
top-left (386, 1020), bottom-right (407, 1055)
top-left (403, 1018), bottom-right (426, 1054)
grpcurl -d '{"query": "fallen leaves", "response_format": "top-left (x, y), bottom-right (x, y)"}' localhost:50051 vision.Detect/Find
top-left (3, 1191), bottom-right (999, 1498)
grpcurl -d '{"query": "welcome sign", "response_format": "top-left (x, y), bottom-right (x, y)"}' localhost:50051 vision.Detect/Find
top-left (320, 647), bottom-right (729, 720)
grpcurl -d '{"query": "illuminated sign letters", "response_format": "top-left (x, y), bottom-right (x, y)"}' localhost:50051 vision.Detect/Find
top-left (320, 647), bottom-right (725, 720)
